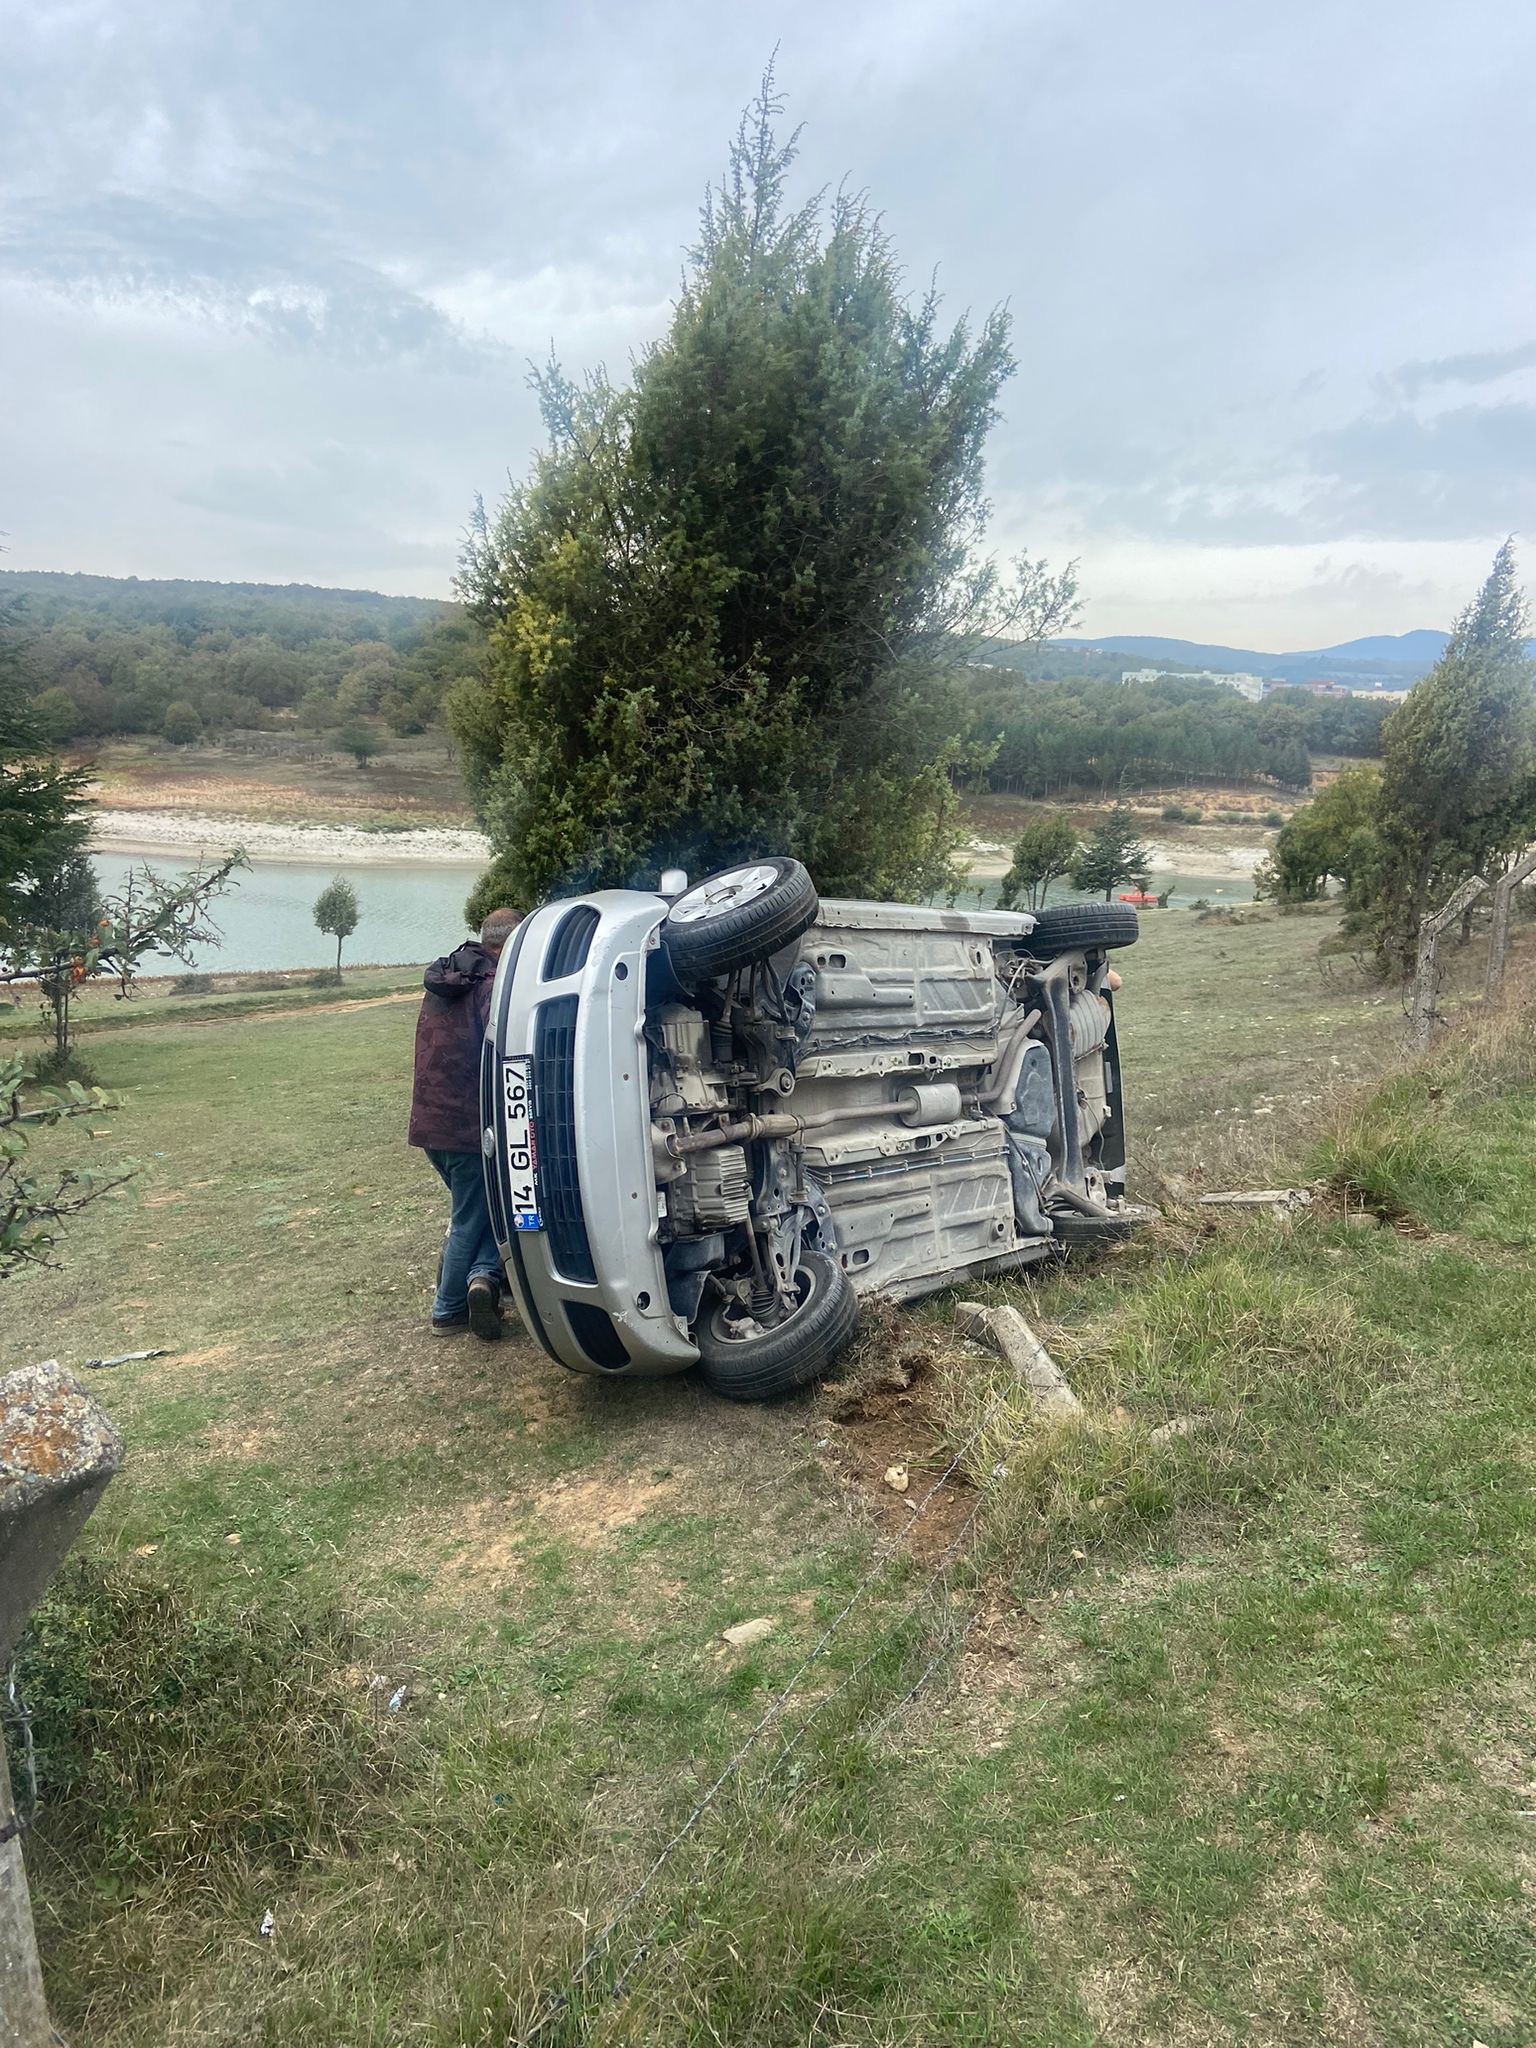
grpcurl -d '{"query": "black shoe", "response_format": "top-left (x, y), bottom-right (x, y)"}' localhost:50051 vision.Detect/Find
top-left (467, 1274), bottom-right (504, 1342)
top-left (431, 1309), bottom-right (470, 1337)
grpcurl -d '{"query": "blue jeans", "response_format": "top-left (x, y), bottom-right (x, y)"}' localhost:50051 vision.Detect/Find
top-left (426, 1148), bottom-right (501, 1321)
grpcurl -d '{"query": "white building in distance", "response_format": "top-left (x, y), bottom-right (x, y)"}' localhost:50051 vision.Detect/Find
top-left (1121, 667), bottom-right (1266, 703)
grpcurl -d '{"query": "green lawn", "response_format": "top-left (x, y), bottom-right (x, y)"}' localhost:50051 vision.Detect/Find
top-left (4, 912), bottom-right (1533, 2045)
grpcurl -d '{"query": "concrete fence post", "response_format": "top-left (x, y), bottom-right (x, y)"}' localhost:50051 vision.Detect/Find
top-left (1409, 874), bottom-right (1488, 1051)
top-left (1485, 847), bottom-right (1536, 999)
top-left (1, 1364), bottom-right (123, 2047)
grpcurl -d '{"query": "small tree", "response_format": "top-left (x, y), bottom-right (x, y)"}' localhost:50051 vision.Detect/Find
top-left (1255, 765), bottom-right (1380, 905)
top-left (6, 853), bottom-right (245, 1076)
top-left (997, 813), bottom-right (1081, 910)
top-left (1367, 542), bottom-right (1536, 970)
top-left (1070, 806), bottom-right (1154, 901)
top-left (162, 699), bottom-right (203, 746)
top-left (313, 875), bottom-right (360, 974)
top-left (336, 723), bottom-right (380, 770)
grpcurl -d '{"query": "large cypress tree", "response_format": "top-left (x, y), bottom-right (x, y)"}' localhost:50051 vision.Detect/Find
top-left (1368, 542), bottom-right (1536, 969)
top-left (453, 75), bottom-right (1076, 914)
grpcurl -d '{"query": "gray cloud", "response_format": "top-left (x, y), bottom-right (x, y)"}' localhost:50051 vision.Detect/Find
top-left (1385, 341), bottom-right (1536, 402)
top-left (4, 0), bottom-right (1536, 641)
top-left (4, 193), bottom-right (515, 370)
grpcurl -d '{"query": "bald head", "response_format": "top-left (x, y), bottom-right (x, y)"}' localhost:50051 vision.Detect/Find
top-left (479, 906), bottom-right (522, 953)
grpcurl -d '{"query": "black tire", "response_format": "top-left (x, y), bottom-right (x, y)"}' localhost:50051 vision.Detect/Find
top-left (663, 858), bottom-right (819, 984)
top-left (1027, 901), bottom-right (1140, 957)
top-left (1050, 1209), bottom-right (1139, 1251)
top-left (695, 1250), bottom-right (859, 1401)
top-left (1050, 1197), bottom-right (1156, 1255)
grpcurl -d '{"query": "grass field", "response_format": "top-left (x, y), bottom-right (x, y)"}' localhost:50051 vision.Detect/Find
top-left (4, 910), bottom-right (1533, 2046)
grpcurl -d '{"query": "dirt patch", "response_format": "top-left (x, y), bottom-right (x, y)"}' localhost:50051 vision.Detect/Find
top-left (530, 1468), bottom-right (682, 1543)
top-left (818, 1305), bottom-right (980, 1561)
top-left (428, 1468), bottom-right (683, 1594)
top-left (244, 991), bottom-right (421, 1023)
top-left (161, 1344), bottom-right (236, 1374)
top-left (201, 1421), bottom-right (282, 1463)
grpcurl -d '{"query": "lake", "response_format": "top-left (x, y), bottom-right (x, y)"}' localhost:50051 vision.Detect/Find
top-left (90, 848), bottom-right (1258, 977)
top-left (91, 853), bottom-right (485, 975)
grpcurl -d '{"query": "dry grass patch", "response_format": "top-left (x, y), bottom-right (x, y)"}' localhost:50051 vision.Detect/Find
top-left (934, 1246), bottom-right (1404, 1587)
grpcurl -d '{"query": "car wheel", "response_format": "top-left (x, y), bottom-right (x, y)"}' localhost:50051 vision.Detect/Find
top-left (695, 1250), bottom-right (859, 1401)
top-left (662, 858), bottom-right (819, 983)
top-left (1027, 902), bottom-right (1140, 957)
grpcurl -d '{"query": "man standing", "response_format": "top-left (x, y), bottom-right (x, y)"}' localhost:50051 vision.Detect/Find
top-left (409, 906), bottom-right (521, 1339)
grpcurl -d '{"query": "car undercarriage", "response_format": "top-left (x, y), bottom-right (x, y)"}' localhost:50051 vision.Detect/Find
top-left (484, 859), bottom-right (1140, 1399)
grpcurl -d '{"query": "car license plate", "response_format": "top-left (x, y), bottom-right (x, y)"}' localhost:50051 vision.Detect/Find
top-left (501, 1057), bottom-right (542, 1231)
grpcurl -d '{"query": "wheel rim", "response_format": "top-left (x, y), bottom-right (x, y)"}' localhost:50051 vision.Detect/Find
top-left (668, 863), bottom-right (781, 925)
top-left (706, 1264), bottom-right (814, 1345)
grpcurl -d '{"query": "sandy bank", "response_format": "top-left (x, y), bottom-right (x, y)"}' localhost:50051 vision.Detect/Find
top-left (91, 806), bottom-right (490, 868)
top-left (961, 835), bottom-right (1268, 882)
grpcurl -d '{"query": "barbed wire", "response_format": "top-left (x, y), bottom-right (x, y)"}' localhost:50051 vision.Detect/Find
top-left (589, 1489), bottom-right (997, 2022)
top-left (515, 1366), bottom-right (1018, 2045)
top-left (761, 1490), bottom-right (988, 1784)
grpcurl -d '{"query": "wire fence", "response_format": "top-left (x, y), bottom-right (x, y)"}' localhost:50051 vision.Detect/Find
top-left (2, 1658), bottom-right (39, 1846)
top-left (515, 1362), bottom-right (1021, 2045)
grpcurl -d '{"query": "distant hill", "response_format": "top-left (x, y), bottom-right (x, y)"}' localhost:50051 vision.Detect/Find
top-left (1055, 632), bottom-right (1442, 686)
top-left (1308, 630), bottom-right (1450, 664)
top-left (0, 569), bottom-right (446, 640)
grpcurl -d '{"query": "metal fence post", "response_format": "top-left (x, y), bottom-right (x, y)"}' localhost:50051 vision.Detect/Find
top-left (1, 1364), bottom-right (123, 2048)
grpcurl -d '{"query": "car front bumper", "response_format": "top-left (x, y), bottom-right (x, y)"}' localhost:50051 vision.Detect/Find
top-left (481, 892), bottom-right (701, 1377)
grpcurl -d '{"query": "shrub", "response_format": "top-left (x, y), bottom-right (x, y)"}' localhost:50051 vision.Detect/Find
top-left (162, 700), bottom-right (203, 746)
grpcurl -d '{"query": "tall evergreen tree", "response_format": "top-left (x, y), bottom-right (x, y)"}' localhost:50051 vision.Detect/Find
top-left (452, 73), bottom-right (1077, 914)
top-left (0, 591), bottom-right (90, 940)
top-left (1369, 542), bottom-right (1536, 969)
top-left (1070, 806), bottom-right (1153, 901)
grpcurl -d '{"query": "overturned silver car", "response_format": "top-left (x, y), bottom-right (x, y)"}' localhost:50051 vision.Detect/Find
top-left (481, 859), bottom-right (1139, 1400)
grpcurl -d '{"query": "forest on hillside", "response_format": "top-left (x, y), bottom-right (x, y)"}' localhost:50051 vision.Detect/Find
top-left (2, 570), bottom-right (1390, 796)
top-left (961, 664), bottom-right (1388, 795)
top-left (0, 570), bottom-right (481, 745)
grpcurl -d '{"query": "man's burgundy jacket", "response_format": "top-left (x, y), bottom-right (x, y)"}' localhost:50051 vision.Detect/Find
top-left (407, 941), bottom-right (499, 1153)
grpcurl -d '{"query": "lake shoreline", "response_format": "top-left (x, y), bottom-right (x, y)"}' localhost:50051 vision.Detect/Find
top-left (90, 805), bottom-right (490, 868)
top-left (93, 804), bottom-right (1266, 884)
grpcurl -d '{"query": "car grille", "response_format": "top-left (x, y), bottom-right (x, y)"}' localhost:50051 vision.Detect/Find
top-left (543, 904), bottom-right (600, 980)
top-left (532, 995), bottom-right (595, 1282)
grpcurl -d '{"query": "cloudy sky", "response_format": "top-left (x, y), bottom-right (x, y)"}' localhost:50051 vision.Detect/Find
top-left (4, 0), bottom-right (1534, 648)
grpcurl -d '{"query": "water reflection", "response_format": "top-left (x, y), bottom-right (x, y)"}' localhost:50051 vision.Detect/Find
top-left (91, 854), bottom-right (484, 976)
